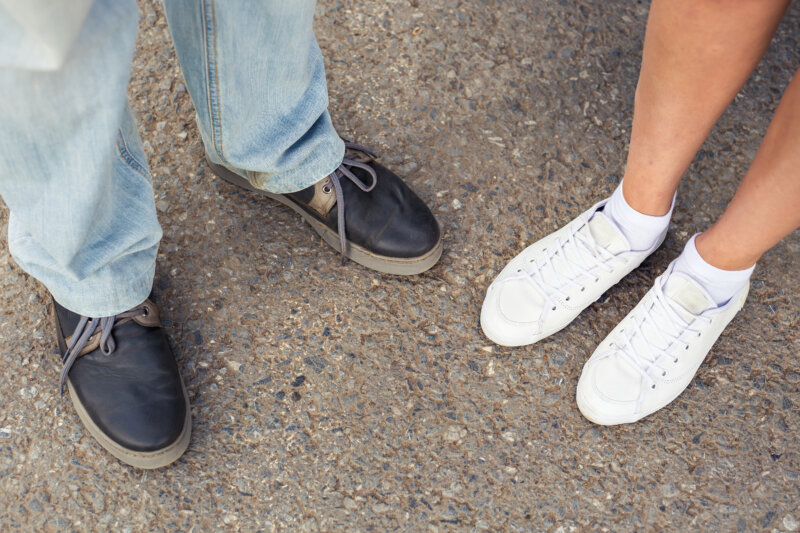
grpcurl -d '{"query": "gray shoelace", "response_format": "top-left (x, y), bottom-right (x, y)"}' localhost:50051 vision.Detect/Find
top-left (59, 306), bottom-right (147, 395)
top-left (328, 142), bottom-right (379, 262)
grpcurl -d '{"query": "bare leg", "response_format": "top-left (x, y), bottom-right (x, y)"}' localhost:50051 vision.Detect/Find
top-left (695, 69), bottom-right (800, 270)
top-left (622, 0), bottom-right (791, 216)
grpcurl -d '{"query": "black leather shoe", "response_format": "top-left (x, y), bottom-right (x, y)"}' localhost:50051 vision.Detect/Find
top-left (208, 142), bottom-right (443, 275)
top-left (53, 297), bottom-right (191, 468)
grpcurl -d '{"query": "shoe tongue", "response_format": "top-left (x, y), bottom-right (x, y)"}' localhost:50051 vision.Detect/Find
top-left (586, 211), bottom-right (629, 255)
top-left (663, 273), bottom-right (715, 316)
top-left (625, 272), bottom-right (713, 357)
top-left (539, 211), bottom-right (629, 287)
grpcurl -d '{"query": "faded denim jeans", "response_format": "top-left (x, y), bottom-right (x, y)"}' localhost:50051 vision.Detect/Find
top-left (0, 0), bottom-right (344, 316)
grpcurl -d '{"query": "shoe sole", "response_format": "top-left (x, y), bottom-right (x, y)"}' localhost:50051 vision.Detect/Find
top-left (207, 159), bottom-right (443, 276)
top-left (53, 306), bottom-right (192, 469)
top-left (67, 380), bottom-right (192, 469)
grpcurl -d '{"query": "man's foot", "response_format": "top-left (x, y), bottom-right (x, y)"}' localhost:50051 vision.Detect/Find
top-left (207, 142), bottom-right (442, 275)
top-left (481, 199), bottom-right (666, 346)
top-left (53, 297), bottom-right (191, 468)
top-left (576, 261), bottom-right (748, 425)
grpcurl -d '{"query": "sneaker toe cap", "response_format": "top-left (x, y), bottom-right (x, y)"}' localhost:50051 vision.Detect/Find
top-left (577, 353), bottom-right (644, 425)
top-left (480, 278), bottom-right (546, 346)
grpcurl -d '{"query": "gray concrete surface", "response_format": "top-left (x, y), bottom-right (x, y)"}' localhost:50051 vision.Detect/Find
top-left (1, 0), bottom-right (799, 530)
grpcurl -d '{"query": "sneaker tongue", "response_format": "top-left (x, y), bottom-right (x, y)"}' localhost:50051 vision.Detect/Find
top-left (626, 272), bottom-right (713, 357)
top-left (586, 211), bottom-right (629, 255)
top-left (540, 211), bottom-right (628, 287)
top-left (663, 273), bottom-right (715, 316)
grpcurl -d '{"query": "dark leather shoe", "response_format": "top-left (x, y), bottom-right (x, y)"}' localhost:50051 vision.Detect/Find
top-left (207, 142), bottom-right (443, 275)
top-left (53, 296), bottom-right (191, 468)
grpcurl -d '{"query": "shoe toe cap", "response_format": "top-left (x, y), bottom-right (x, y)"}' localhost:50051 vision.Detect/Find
top-left (577, 354), bottom-right (644, 425)
top-left (480, 279), bottom-right (546, 346)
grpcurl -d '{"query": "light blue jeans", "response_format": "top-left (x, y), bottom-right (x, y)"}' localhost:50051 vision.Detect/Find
top-left (0, 0), bottom-right (344, 316)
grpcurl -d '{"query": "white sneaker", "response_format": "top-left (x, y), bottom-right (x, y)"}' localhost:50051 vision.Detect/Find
top-left (480, 199), bottom-right (666, 347)
top-left (576, 261), bottom-right (749, 425)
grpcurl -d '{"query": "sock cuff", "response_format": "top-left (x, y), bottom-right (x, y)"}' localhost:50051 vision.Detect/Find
top-left (680, 234), bottom-right (756, 283)
top-left (602, 180), bottom-right (675, 251)
top-left (610, 181), bottom-right (676, 223)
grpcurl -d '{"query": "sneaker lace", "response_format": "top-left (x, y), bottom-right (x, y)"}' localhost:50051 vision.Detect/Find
top-left (507, 212), bottom-right (621, 320)
top-left (59, 305), bottom-right (149, 395)
top-left (327, 142), bottom-right (379, 263)
top-left (612, 277), bottom-right (712, 399)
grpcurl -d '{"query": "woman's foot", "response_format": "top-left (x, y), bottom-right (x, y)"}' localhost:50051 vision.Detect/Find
top-left (576, 257), bottom-right (749, 425)
top-left (480, 194), bottom-right (669, 347)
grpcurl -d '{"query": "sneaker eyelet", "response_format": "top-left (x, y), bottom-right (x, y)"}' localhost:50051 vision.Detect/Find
top-left (322, 184), bottom-right (332, 194)
top-left (684, 345), bottom-right (689, 350)
top-left (697, 332), bottom-right (701, 337)
top-left (662, 371), bottom-right (666, 377)
top-left (551, 306), bottom-right (557, 311)
top-left (580, 287), bottom-right (585, 292)
top-left (651, 384), bottom-right (656, 389)
top-left (565, 297), bottom-right (570, 301)
top-left (674, 359), bottom-right (679, 364)
top-left (594, 279), bottom-right (600, 283)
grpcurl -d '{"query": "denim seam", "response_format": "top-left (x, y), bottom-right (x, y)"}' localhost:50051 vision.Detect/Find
top-left (116, 129), bottom-right (149, 180)
top-left (202, 0), bottom-right (227, 165)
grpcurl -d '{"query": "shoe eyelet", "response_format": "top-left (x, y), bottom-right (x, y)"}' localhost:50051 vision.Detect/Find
top-left (684, 345), bottom-right (689, 350)
top-left (674, 359), bottom-right (679, 364)
top-left (551, 306), bottom-right (557, 311)
top-left (697, 332), bottom-right (701, 337)
top-left (580, 287), bottom-right (585, 292)
top-left (142, 307), bottom-right (149, 316)
top-left (594, 279), bottom-right (600, 283)
top-left (662, 371), bottom-right (666, 377)
top-left (565, 297), bottom-right (570, 301)
top-left (322, 183), bottom-right (332, 194)
top-left (517, 269), bottom-right (522, 273)
top-left (651, 384), bottom-right (656, 389)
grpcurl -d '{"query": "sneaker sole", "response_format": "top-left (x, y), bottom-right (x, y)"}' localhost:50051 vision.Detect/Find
top-left (207, 159), bottom-right (443, 276)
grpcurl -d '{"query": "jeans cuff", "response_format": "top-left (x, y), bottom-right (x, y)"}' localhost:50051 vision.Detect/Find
top-left (36, 259), bottom-right (155, 317)
top-left (214, 136), bottom-right (345, 194)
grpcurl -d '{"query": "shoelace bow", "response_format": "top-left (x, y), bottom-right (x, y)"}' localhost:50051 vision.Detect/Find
top-left (611, 278), bottom-right (712, 399)
top-left (327, 142), bottom-right (378, 263)
top-left (507, 213), bottom-right (620, 322)
top-left (59, 306), bottom-right (148, 395)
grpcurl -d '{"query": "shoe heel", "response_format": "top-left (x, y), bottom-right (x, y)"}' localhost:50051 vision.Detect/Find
top-left (206, 158), bottom-right (259, 192)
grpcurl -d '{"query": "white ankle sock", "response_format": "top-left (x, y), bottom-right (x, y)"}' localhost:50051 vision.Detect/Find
top-left (673, 234), bottom-right (755, 307)
top-left (601, 182), bottom-right (674, 251)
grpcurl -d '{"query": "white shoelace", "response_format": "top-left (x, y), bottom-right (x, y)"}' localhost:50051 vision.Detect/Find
top-left (611, 277), bottom-right (712, 404)
top-left (506, 213), bottom-right (623, 319)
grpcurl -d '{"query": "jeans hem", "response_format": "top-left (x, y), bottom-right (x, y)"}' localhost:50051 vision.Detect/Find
top-left (242, 137), bottom-right (345, 194)
top-left (37, 259), bottom-right (155, 317)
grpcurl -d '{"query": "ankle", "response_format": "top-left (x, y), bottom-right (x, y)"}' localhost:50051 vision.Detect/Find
top-left (620, 178), bottom-right (675, 216)
top-left (601, 182), bottom-right (673, 251)
top-left (694, 231), bottom-right (760, 271)
top-left (674, 234), bottom-right (755, 306)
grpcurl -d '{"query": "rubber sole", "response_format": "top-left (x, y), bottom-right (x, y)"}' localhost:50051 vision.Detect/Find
top-left (53, 304), bottom-right (191, 469)
top-left (68, 380), bottom-right (191, 469)
top-left (207, 159), bottom-right (443, 276)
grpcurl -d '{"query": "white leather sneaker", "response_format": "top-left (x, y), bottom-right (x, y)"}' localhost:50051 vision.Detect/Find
top-left (480, 199), bottom-right (666, 347)
top-left (576, 261), bottom-right (749, 425)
